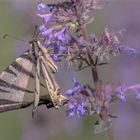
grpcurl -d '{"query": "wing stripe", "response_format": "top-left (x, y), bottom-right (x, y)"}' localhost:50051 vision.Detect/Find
top-left (11, 61), bottom-right (35, 79)
top-left (5, 67), bottom-right (17, 77)
top-left (20, 52), bottom-right (36, 64)
top-left (0, 79), bottom-right (34, 93)
top-left (0, 102), bottom-right (32, 113)
top-left (0, 88), bottom-right (10, 93)
top-left (0, 99), bottom-right (18, 105)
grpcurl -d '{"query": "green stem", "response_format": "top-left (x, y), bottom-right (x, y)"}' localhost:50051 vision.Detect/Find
top-left (82, 27), bottom-right (103, 100)
top-left (107, 128), bottom-right (115, 140)
top-left (82, 26), bottom-right (115, 140)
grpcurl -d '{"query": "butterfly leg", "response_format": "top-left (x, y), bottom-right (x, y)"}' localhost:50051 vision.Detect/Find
top-left (37, 41), bottom-right (67, 107)
top-left (32, 56), bottom-right (41, 117)
top-left (40, 56), bottom-right (67, 108)
top-left (37, 41), bottom-right (58, 73)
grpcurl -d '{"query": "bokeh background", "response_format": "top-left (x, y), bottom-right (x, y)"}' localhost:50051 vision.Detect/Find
top-left (0, 0), bottom-right (140, 140)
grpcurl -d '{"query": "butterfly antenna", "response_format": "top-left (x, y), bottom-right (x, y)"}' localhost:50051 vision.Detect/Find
top-left (3, 34), bottom-right (27, 42)
top-left (32, 25), bottom-right (40, 40)
top-left (32, 25), bottom-right (38, 39)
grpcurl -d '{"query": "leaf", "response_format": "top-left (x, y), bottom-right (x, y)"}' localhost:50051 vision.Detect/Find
top-left (94, 119), bottom-right (111, 134)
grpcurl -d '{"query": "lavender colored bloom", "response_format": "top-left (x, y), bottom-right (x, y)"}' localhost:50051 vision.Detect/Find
top-left (39, 24), bottom-right (46, 32)
top-left (65, 79), bottom-right (89, 117)
top-left (37, 2), bottom-right (46, 11)
top-left (120, 46), bottom-right (136, 55)
top-left (78, 36), bottom-right (88, 46)
top-left (66, 110), bottom-right (75, 117)
top-left (127, 84), bottom-right (140, 100)
top-left (66, 102), bottom-right (75, 117)
top-left (118, 94), bottom-right (127, 102)
top-left (76, 101), bottom-right (85, 117)
top-left (41, 27), bottom-right (54, 36)
top-left (44, 39), bottom-right (51, 46)
top-left (51, 54), bottom-right (61, 61)
top-left (37, 13), bottom-right (52, 23)
top-left (88, 28), bottom-right (136, 62)
top-left (93, 28), bottom-right (121, 60)
top-left (66, 78), bottom-right (84, 96)
top-left (54, 27), bottom-right (66, 41)
top-left (114, 83), bottom-right (127, 102)
top-left (66, 79), bottom-right (111, 118)
top-left (66, 89), bottom-right (74, 96)
top-left (59, 45), bottom-right (67, 52)
top-left (66, 100), bottom-right (85, 117)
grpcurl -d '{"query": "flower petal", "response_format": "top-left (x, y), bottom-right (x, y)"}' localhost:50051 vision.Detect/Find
top-left (37, 2), bottom-right (46, 11)
top-left (37, 13), bottom-right (52, 23)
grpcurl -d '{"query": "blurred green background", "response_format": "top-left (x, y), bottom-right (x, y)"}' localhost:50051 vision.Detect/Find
top-left (0, 0), bottom-right (140, 140)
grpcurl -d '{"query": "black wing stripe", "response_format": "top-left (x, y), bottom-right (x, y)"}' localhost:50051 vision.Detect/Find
top-left (0, 102), bottom-right (32, 113)
top-left (5, 67), bottom-right (17, 77)
top-left (20, 52), bottom-right (36, 64)
top-left (11, 61), bottom-right (35, 79)
top-left (0, 88), bottom-right (10, 93)
top-left (0, 99), bottom-right (19, 105)
top-left (0, 79), bottom-right (34, 93)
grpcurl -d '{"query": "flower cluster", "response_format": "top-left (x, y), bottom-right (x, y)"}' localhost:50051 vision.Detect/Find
top-left (89, 28), bottom-right (136, 62)
top-left (65, 78), bottom-right (112, 119)
top-left (36, 0), bottom-right (111, 63)
top-left (36, 0), bottom-right (139, 134)
top-left (65, 78), bottom-right (95, 117)
top-left (37, 0), bottom-right (136, 66)
top-left (37, 0), bottom-right (109, 31)
top-left (65, 79), bottom-right (140, 119)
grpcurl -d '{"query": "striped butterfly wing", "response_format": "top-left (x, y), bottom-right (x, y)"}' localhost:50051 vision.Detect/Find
top-left (0, 51), bottom-right (36, 112)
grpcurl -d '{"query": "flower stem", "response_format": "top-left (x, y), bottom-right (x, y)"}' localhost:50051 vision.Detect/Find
top-left (107, 128), bottom-right (115, 140)
top-left (82, 27), bottom-right (115, 140)
top-left (82, 27), bottom-right (103, 100)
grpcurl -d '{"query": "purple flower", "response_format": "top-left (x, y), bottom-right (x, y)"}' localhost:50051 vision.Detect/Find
top-left (66, 100), bottom-right (85, 117)
top-left (76, 101), bottom-right (85, 117)
top-left (66, 89), bottom-right (74, 96)
top-left (65, 78), bottom-right (96, 117)
top-left (127, 84), bottom-right (140, 100)
top-left (37, 2), bottom-right (46, 11)
top-left (39, 24), bottom-right (46, 32)
top-left (118, 94), bottom-right (127, 102)
top-left (114, 83), bottom-right (127, 102)
top-left (41, 27), bottom-right (54, 36)
top-left (54, 27), bottom-right (66, 41)
top-left (65, 102), bottom-right (75, 117)
top-left (59, 45), bottom-right (67, 52)
top-left (120, 45), bottom-right (136, 55)
top-left (51, 54), bottom-right (61, 62)
top-left (37, 13), bottom-right (52, 23)
top-left (66, 78), bottom-right (84, 96)
top-left (44, 39), bottom-right (51, 46)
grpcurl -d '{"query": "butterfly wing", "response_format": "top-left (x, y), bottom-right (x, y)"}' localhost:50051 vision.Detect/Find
top-left (0, 51), bottom-right (36, 112)
top-left (0, 49), bottom-right (55, 113)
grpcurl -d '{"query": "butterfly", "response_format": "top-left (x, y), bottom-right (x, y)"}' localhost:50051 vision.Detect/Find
top-left (0, 39), bottom-right (67, 116)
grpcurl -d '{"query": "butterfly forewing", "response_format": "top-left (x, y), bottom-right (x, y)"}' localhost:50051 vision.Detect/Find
top-left (0, 51), bottom-right (36, 112)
